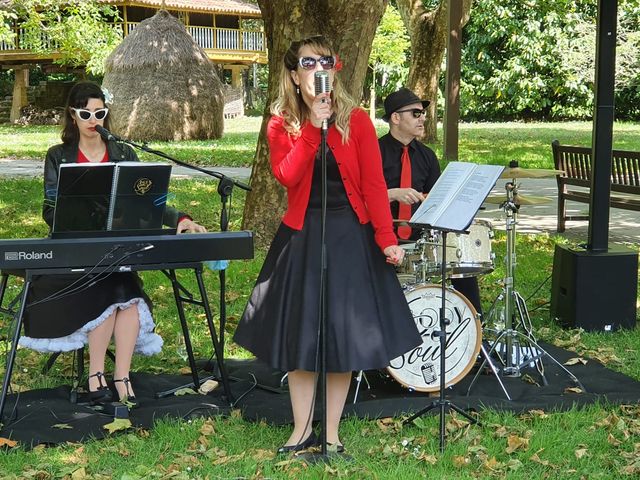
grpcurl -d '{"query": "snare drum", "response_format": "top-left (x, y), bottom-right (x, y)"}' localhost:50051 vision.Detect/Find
top-left (387, 284), bottom-right (481, 392)
top-left (395, 232), bottom-right (434, 284)
top-left (424, 220), bottom-right (495, 278)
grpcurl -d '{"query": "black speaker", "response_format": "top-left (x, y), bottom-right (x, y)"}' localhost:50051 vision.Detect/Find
top-left (550, 244), bottom-right (638, 332)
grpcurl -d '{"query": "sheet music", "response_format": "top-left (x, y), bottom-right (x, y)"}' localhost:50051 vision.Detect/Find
top-left (410, 162), bottom-right (474, 227)
top-left (410, 162), bottom-right (504, 232)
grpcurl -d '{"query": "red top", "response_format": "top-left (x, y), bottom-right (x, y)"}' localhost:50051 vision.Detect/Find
top-left (267, 108), bottom-right (397, 251)
top-left (77, 148), bottom-right (109, 163)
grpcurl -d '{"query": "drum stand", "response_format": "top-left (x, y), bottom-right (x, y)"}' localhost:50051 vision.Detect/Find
top-left (404, 229), bottom-right (477, 453)
top-left (466, 181), bottom-right (585, 400)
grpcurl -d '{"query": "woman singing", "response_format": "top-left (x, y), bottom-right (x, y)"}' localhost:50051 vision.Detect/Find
top-left (233, 36), bottom-right (420, 453)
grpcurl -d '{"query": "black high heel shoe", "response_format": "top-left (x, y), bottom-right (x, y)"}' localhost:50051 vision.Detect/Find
top-left (325, 442), bottom-right (345, 453)
top-left (113, 376), bottom-right (138, 408)
top-left (276, 431), bottom-right (319, 454)
top-left (88, 371), bottom-right (113, 404)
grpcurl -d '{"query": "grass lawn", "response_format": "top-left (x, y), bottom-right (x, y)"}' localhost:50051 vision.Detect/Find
top-left (2, 118), bottom-right (639, 170)
top-left (1, 120), bottom-right (640, 478)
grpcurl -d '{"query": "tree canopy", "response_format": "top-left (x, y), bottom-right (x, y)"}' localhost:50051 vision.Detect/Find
top-left (461, 0), bottom-right (640, 121)
top-left (7, 0), bottom-right (122, 75)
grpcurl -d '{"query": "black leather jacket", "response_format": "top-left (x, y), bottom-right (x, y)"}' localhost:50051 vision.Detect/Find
top-left (43, 139), bottom-right (184, 229)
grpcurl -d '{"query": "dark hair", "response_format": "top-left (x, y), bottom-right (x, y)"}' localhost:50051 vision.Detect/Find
top-left (61, 81), bottom-right (110, 144)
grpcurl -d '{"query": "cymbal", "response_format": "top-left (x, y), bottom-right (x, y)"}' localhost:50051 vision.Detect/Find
top-left (484, 193), bottom-right (552, 205)
top-left (499, 167), bottom-right (564, 179)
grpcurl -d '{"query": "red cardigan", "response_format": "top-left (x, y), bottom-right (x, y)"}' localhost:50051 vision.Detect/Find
top-left (267, 108), bottom-right (397, 251)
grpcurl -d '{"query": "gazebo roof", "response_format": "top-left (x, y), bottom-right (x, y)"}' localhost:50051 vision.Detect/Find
top-left (101, 1), bottom-right (261, 16)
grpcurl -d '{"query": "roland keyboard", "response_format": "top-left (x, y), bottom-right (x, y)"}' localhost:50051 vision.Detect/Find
top-left (0, 231), bottom-right (254, 271)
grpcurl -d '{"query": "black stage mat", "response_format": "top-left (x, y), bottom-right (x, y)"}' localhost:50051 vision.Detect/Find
top-left (2, 343), bottom-right (639, 447)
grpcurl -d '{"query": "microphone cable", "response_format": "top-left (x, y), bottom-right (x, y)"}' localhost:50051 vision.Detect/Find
top-left (27, 244), bottom-right (153, 308)
top-left (25, 244), bottom-right (124, 308)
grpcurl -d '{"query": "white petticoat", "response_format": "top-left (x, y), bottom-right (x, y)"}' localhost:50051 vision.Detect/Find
top-left (18, 298), bottom-right (163, 355)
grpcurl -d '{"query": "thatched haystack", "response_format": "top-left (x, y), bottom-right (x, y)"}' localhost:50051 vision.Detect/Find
top-left (103, 9), bottom-right (224, 141)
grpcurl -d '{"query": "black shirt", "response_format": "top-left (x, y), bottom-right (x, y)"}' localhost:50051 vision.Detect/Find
top-left (379, 132), bottom-right (441, 220)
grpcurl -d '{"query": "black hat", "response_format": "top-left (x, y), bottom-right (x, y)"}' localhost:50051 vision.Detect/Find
top-left (382, 88), bottom-right (430, 122)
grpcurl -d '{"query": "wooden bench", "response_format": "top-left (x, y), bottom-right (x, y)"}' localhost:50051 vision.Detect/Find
top-left (552, 140), bottom-right (640, 232)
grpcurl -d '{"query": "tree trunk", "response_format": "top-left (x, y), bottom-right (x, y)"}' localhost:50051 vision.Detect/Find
top-left (242, 0), bottom-right (388, 247)
top-left (396, 0), bottom-right (472, 143)
top-left (369, 66), bottom-right (376, 121)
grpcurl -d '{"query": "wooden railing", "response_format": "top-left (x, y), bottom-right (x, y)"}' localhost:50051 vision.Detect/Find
top-left (0, 27), bottom-right (58, 51)
top-left (0, 23), bottom-right (265, 54)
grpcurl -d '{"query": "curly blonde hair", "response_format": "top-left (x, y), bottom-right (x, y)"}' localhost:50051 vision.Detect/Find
top-left (271, 35), bottom-right (357, 144)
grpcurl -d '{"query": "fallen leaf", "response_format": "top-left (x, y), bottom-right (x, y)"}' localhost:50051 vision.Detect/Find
top-left (103, 418), bottom-right (132, 434)
top-left (564, 357), bottom-right (588, 366)
top-left (200, 422), bottom-right (215, 436)
top-left (251, 449), bottom-right (276, 461)
top-left (119, 396), bottom-right (137, 409)
top-left (506, 435), bottom-right (529, 454)
top-left (608, 433), bottom-right (622, 446)
top-left (52, 423), bottom-right (73, 430)
top-left (530, 452), bottom-right (549, 466)
top-left (507, 459), bottom-right (523, 470)
top-left (378, 417), bottom-right (402, 433)
top-left (483, 457), bottom-right (501, 471)
top-left (564, 386), bottom-right (584, 394)
top-left (0, 437), bottom-right (17, 448)
top-left (575, 447), bottom-right (588, 459)
top-left (174, 388), bottom-right (198, 396)
top-left (528, 409), bottom-right (548, 418)
top-left (521, 374), bottom-right (541, 386)
top-left (418, 453), bottom-right (438, 465)
top-left (447, 416), bottom-right (470, 430)
top-left (70, 467), bottom-right (86, 480)
top-left (212, 453), bottom-right (244, 465)
top-left (453, 455), bottom-right (470, 466)
top-left (198, 379), bottom-right (219, 394)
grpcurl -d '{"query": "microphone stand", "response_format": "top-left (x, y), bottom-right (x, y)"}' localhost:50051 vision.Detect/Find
top-left (104, 131), bottom-right (251, 405)
top-left (299, 118), bottom-right (340, 464)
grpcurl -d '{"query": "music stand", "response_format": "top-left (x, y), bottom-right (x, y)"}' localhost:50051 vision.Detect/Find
top-left (402, 226), bottom-right (478, 452)
top-left (403, 161), bottom-right (504, 452)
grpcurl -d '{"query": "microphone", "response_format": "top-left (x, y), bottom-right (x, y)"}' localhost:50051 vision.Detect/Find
top-left (314, 70), bottom-right (331, 131)
top-left (95, 125), bottom-right (121, 142)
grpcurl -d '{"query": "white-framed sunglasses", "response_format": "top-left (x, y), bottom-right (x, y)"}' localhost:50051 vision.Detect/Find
top-left (71, 107), bottom-right (109, 122)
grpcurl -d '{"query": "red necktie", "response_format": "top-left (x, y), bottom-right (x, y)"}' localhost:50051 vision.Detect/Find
top-left (397, 145), bottom-right (412, 240)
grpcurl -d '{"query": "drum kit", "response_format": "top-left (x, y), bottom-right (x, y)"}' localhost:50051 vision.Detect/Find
top-left (354, 162), bottom-right (585, 402)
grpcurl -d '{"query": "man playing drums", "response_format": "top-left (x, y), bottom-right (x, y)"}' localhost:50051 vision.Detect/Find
top-left (378, 87), bottom-right (484, 316)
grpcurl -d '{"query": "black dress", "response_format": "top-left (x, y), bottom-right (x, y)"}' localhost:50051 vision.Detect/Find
top-left (233, 149), bottom-right (421, 373)
top-left (18, 141), bottom-right (164, 355)
top-left (20, 272), bottom-right (162, 355)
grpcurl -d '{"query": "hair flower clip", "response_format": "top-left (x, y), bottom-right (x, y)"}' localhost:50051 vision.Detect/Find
top-left (334, 54), bottom-right (343, 72)
top-left (101, 87), bottom-right (114, 105)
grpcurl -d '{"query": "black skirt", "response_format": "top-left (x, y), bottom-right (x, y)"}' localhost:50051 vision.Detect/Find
top-left (233, 206), bottom-right (421, 373)
top-left (23, 272), bottom-right (150, 339)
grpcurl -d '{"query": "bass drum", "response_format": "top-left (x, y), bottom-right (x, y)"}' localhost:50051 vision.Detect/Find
top-left (387, 284), bottom-right (481, 392)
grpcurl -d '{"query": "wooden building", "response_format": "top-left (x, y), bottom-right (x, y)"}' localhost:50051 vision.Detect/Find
top-left (0, 0), bottom-right (266, 121)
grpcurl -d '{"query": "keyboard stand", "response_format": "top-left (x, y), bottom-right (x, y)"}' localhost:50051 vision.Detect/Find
top-left (0, 262), bottom-right (233, 423)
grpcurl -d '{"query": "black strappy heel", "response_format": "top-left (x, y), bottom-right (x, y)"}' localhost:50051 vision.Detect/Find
top-left (87, 371), bottom-right (113, 404)
top-left (113, 376), bottom-right (138, 408)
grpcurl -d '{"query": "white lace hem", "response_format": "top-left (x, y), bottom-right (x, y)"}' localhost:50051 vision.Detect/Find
top-left (18, 298), bottom-right (163, 356)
